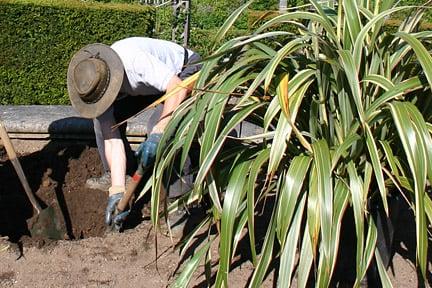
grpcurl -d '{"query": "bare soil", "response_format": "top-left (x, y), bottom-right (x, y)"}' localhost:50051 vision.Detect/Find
top-left (0, 142), bottom-right (429, 287)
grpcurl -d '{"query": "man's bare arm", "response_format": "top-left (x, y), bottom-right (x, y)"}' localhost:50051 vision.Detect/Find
top-left (151, 75), bottom-right (189, 133)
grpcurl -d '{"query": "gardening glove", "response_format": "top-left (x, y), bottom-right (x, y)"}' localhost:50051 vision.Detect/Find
top-left (112, 210), bottom-right (130, 231)
top-left (135, 133), bottom-right (162, 167)
top-left (105, 192), bottom-right (124, 226)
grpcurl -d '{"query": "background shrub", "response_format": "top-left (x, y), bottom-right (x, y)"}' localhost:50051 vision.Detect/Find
top-left (152, 0), bottom-right (250, 56)
top-left (0, 0), bottom-right (154, 105)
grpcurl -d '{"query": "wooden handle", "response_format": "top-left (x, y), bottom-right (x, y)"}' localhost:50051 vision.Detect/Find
top-left (117, 173), bottom-right (142, 212)
top-left (0, 121), bottom-right (41, 213)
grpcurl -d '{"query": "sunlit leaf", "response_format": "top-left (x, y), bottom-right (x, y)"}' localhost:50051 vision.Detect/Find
top-left (276, 155), bottom-right (311, 246)
top-left (171, 241), bottom-right (212, 288)
top-left (215, 159), bottom-right (251, 287)
top-left (389, 102), bottom-right (428, 279)
top-left (278, 194), bottom-right (306, 287)
top-left (312, 140), bottom-right (333, 259)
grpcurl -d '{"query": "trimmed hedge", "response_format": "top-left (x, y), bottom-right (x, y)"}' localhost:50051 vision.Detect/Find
top-left (0, 0), bottom-right (155, 105)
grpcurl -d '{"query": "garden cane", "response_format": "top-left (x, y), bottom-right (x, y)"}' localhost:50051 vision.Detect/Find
top-left (0, 120), bottom-right (64, 239)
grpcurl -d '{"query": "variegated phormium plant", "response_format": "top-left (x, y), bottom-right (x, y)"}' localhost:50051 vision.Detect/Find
top-left (145, 0), bottom-right (432, 287)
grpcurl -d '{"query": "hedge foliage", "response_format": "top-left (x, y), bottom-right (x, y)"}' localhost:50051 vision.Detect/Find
top-left (0, 0), bottom-right (154, 105)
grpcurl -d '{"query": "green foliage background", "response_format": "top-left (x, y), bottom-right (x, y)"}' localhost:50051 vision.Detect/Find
top-left (0, 0), bottom-right (154, 105)
top-left (0, 0), bottom-right (430, 105)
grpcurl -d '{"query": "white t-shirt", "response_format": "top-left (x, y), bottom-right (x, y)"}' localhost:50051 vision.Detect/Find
top-left (111, 37), bottom-right (194, 96)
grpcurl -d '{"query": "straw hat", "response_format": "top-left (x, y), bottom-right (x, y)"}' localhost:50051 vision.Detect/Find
top-left (67, 43), bottom-right (124, 119)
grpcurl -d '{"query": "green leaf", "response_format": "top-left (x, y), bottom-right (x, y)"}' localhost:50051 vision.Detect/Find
top-left (380, 140), bottom-right (401, 180)
top-left (211, 1), bottom-right (252, 50)
top-left (207, 172), bottom-right (223, 215)
top-left (152, 139), bottom-right (186, 227)
top-left (297, 222), bottom-right (314, 288)
top-left (278, 194), bottom-right (306, 288)
top-left (352, 7), bottom-right (404, 66)
top-left (195, 102), bottom-right (265, 185)
top-left (312, 140), bottom-right (333, 259)
top-left (215, 159), bottom-right (251, 287)
top-left (424, 195), bottom-right (432, 228)
top-left (264, 39), bottom-right (307, 92)
top-left (232, 206), bottom-right (248, 257)
top-left (276, 155), bottom-right (311, 247)
top-left (339, 50), bottom-right (365, 122)
top-left (171, 241), bottom-right (212, 288)
top-left (316, 180), bottom-right (350, 287)
top-left (248, 211), bottom-right (277, 288)
top-left (347, 161), bottom-right (366, 279)
top-left (389, 102), bottom-right (428, 279)
top-left (358, 216), bottom-right (378, 285)
top-left (268, 79), bottom-right (313, 175)
top-left (366, 77), bottom-right (423, 120)
top-left (264, 69), bottom-right (315, 130)
top-left (363, 74), bottom-right (394, 91)
top-left (329, 180), bottom-right (350, 277)
top-left (365, 124), bottom-right (389, 214)
top-left (375, 249), bottom-right (394, 288)
top-left (256, 11), bottom-right (339, 46)
top-left (343, 0), bottom-right (362, 46)
top-left (247, 148), bottom-right (271, 265)
top-left (307, 163), bottom-right (320, 255)
top-left (331, 132), bottom-right (361, 170)
top-left (179, 93), bottom-right (213, 172)
top-left (178, 215), bottom-right (212, 259)
top-left (201, 69), bottom-right (251, 161)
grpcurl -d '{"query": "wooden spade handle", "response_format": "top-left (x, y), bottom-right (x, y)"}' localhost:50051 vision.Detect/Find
top-left (117, 172), bottom-right (142, 212)
top-left (0, 120), bottom-right (41, 213)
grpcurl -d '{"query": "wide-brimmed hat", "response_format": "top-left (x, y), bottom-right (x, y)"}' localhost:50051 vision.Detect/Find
top-left (67, 43), bottom-right (124, 119)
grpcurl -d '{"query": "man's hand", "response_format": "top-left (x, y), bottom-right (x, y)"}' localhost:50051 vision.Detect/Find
top-left (135, 133), bottom-right (162, 167)
top-left (113, 210), bottom-right (130, 231)
top-left (105, 192), bottom-right (124, 226)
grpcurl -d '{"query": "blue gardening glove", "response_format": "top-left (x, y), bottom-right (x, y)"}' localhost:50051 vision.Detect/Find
top-left (135, 133), bottom-right (162, 167)
top-left (113, 210), bottom-right (130, 231)
top-left (105, 192), bottom-right (124, 226)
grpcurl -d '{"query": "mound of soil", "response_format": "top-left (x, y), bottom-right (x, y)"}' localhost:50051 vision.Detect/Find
top-left (0, 143), bottom-right (107, 243)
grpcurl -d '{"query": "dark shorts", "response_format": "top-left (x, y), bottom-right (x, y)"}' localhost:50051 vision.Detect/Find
top-left (178, 52), bottom-right (202, 80)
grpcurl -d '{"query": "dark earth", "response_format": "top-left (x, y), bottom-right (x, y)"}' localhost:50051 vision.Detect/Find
top-left (0, 141), bottom-right (430, 287)
top-left (0, 143), bottom-right (107, 243)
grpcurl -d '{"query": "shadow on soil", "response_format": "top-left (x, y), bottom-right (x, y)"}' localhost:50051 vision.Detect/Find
top-left (0, 117), bottom-right (108, 248)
